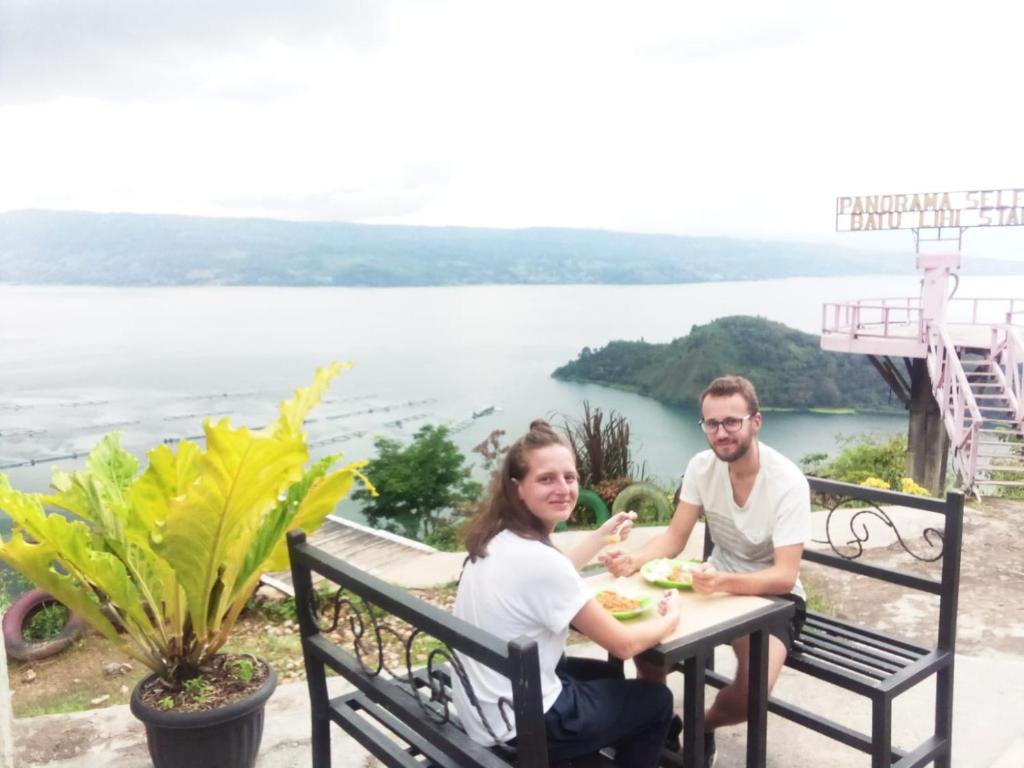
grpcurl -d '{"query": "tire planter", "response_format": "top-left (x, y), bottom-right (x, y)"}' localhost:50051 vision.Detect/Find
top-left (2, 588), bottom-right (85, 662)
top-left (131, 662), bottom-right (278, 768)
top-left (612, 482), bottom-right (673, 523)
top-left (555, 488), bottom-right (610, 532)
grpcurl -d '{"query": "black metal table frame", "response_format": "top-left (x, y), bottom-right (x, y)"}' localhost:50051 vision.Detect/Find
top-left (633, 597), bottom-right (795, 768)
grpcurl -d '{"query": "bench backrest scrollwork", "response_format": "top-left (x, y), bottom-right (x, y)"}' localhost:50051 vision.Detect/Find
top-left (700, 476), bottom-right (965, 653)
top-left (286, 530), bottom-right (549, 766)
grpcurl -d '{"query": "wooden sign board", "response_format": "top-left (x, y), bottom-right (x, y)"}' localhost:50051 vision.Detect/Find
top-left (836, 188), bottom-right (1024, 231)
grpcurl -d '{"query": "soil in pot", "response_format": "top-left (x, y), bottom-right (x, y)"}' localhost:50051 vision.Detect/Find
top-left (136, 653), bottom-right (271, 712)
top-left (132, 654), bottom-right (278, 768)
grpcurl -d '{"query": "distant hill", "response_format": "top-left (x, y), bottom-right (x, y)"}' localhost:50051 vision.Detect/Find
top-left (552, 316), bottom-right (898, 410)
top-left (5, 208), bottom-right (1018, 287)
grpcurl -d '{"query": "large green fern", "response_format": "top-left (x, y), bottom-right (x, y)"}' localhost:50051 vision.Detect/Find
top-left (0, 364), bottom-right (372, 681)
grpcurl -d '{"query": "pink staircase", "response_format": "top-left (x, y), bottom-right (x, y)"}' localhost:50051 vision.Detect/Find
top-left (956, 326), bottom-right (1024, 493)
top-left (822, 291), bottom-right (1024, 495)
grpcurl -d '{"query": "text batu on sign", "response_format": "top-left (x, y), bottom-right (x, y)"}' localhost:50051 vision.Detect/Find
top-left (835, 189), bottom-right (1024, 232)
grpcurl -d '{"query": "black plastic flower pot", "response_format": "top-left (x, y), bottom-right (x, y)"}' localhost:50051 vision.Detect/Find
top-left (130, 662), bottom-right (278, 768)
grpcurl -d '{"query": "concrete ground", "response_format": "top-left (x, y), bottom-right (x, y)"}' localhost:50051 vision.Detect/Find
top-left (15, 648), bottom-right (1024, 768)
top-left (12, 503), bottom-right (1024, 767)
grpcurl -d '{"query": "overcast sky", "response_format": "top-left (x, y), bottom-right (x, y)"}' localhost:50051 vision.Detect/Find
top-left (2, 0), bottom-right (1023, 260)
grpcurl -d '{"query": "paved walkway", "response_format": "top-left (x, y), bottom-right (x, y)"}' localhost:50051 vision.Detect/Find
top-left (15, 647), bottom-right (1024, 767)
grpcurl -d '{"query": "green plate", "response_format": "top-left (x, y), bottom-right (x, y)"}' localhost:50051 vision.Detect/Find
top-left (595, 591), bottom-right (655, 620)
top-left (640, 558), bottom-right (702, 589)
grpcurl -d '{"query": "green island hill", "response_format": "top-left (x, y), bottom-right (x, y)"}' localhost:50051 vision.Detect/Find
top-left (552, 315), bottom-right (898, 411)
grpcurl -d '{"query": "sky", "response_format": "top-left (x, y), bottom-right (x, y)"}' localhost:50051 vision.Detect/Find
top-left (2, 0), bottom-right (1024, 260)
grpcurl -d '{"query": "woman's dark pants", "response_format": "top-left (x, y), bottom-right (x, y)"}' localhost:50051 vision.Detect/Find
top-left (543, 656), bottom-right (673, 768)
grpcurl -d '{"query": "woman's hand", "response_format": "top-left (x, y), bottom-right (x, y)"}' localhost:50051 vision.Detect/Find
top-left (657, 589), bottom-right (681, 622)
top-left (598, 510), bottom-right (637, 544)
top-left (566, 510), bottom-right (638, 572)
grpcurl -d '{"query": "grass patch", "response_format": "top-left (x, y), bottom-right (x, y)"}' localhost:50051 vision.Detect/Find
top-left (421, 580), bottom-right (458, 603)
top-left (808, 407), bottom-right (857, 415)
top-left (15, 691), bottom-right (99, 718)
top-left (803, 580), bottom-right (831, 615)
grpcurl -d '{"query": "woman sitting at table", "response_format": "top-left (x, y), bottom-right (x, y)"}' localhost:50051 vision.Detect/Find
top-left (452, 419), bottom-right (681, 768)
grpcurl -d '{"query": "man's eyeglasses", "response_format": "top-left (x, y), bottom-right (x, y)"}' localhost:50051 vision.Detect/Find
top-left (699, 415), bottom-right (754, 434)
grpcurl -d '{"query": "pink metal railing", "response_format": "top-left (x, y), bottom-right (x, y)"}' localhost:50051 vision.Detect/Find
top-left (947, 297), bottom-right (1024, 327)
top-left (821, 298), bottom-right (923, 341)
top-left (990, 325), bottom-right (1024, 423)
top-left (822, 297), bottom-right (1024, 341)
top-left (927, 325), bottom-right (983, 485)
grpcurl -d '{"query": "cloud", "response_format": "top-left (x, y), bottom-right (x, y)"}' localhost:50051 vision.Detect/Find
top-left (0, 0), bottom-right (393, 103)
top-left (212, 186), bottom-right (436, 222)
top-left (1, 0), bottom-right (1023, 261)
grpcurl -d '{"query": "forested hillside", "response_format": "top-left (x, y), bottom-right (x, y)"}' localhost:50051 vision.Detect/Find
top-left (0, 209), bottom-right (928, 286)
top-left (552, 316), bottom-right (896, 410)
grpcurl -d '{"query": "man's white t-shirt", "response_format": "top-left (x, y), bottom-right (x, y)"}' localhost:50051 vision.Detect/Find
top-left (452, 530), bottom-right (591, 746)
top-left (679, 443), bottom-right (811, 599)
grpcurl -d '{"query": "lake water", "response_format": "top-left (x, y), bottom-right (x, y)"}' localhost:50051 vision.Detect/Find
top-left (2, 274), bottom-right (1023, 520)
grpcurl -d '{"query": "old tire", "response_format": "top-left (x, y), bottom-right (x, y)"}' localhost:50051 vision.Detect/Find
top-left (555, 488), bottom-right (611, 532)
top-left (2, 589), bottom-right (85, 662)
top-left (612, 482), bottom-right (673, 523)
top-left (577, 489), bottom-right (611, 526)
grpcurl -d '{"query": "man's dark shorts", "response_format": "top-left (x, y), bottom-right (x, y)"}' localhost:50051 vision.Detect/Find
top-left (767, 594), bottom-right (806, 651)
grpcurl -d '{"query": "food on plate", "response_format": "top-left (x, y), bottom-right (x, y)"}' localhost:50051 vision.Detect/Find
top-left (595, 590), bottom-right (641, 613)
top-left (668, 562), bottom-right (697, 583)
top-left (640, 557), bottom-right (703, 588)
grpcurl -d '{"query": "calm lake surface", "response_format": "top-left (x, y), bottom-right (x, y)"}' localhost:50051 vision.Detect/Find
top-left (3, 274), bottom-right (1023, 521)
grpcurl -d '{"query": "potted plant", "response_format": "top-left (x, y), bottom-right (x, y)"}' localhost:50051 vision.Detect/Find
top-left (0, 363), bottom-right (372, 768)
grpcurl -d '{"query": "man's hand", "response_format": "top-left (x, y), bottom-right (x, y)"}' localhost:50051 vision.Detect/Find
top-left (690, 562), bottom-right (725, 595)
top-left (598, 548), bottom-right (639, 577)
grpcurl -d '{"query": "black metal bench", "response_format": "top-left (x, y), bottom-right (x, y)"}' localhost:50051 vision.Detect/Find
top-left (695, 477), bottom-right (964, 768)
top-left (286, 530), bottom-right (617, 768)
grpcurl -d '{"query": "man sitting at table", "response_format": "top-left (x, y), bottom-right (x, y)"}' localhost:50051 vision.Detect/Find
top-left (601, 375), bottom-right (811, 767)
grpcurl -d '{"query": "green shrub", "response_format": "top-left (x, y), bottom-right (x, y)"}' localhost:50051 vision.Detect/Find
top-left (424, 519), bottom-right (463, 551)
top-left (245, 594), bottom-right (298, 624)
top-left (825, 435), bottom-right (906, 487)
top-left (354, 425), bottom-right (481, 541)
top-left (24, 602), bottom-right (69, 641)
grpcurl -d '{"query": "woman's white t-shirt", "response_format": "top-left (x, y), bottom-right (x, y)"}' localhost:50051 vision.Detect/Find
top-left (452, 530), bottom-right (591, 746)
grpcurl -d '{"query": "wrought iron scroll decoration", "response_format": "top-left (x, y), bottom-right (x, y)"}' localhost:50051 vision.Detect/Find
top-left (313, 587), bottom-right (386, 675)
top-left (415, 636), bottom-right (516, 745)
top-left (811, 493), bottom-right (944, 562)
top-left (311, 586), bottom-right (514, 745)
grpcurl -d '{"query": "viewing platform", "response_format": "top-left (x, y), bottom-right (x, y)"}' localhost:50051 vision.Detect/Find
top-left (821, 296), bottom-right (1024, 357)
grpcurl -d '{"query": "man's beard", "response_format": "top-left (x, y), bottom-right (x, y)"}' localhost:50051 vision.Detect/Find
top-left (711, 435), bottom-right (753, 463)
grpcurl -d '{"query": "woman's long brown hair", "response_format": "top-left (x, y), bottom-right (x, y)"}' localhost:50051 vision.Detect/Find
top-left (462, 419), bottom-right (574, 561)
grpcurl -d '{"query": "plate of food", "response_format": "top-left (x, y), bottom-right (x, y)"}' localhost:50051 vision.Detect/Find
top-left (640, 558), bottom-right (702, 589)
top-left (594, 589), bottom-right (654, 620)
